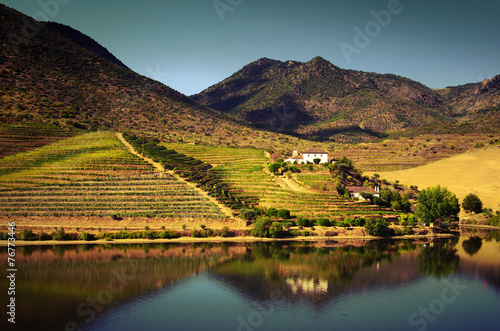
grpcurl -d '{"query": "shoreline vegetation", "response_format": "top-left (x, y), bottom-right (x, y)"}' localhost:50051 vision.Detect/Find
top-left (3, 221), bottom-right (498, 247)
top-left (2, 232), bottom-right (458, 247)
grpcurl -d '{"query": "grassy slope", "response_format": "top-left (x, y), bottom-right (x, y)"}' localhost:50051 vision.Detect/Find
top-left (0, 131), bottom-right (227, 221)
top-left (370, 146), bottom-right (500, 210)
top-left (167, 143), bottom-right (395, 219)
top-left (333, 133), bottom-right (496, 172)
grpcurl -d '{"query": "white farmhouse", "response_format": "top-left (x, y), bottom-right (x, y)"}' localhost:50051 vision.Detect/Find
top-left (285, 148), bottom-right (329, 164)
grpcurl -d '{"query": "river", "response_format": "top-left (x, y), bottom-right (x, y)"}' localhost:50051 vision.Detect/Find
top-left (1, 230), bottom-right (499, 331)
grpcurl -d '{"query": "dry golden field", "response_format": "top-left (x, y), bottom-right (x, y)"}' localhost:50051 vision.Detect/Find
top-left (369, 146), bottom-right (500, 210)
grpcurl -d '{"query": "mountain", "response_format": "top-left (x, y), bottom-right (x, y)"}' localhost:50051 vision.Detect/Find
top-left (44, 21), bottom-right (128, 69)
top-left (193, 57), bottom-right (500, 140)
top-left (0, 4), bottom-right (303, 151)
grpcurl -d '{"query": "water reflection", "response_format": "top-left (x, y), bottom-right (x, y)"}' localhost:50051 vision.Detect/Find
top-left (1, 233), bottom-right (499, 331)
top-left (417, 237), bottom-right (460, 278)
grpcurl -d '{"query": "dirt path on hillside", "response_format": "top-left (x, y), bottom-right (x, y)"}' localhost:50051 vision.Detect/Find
top-left (263, 151), bottom-right (319, 194)
top-left (277, 176), bottom-right (319, 194)
top-left (116, 133), bottom-right (241, 223)
top-left (116, 132), bottom-right (165, 172)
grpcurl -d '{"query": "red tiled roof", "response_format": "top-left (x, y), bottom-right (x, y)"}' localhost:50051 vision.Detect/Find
top-left (303, 148), bottom-right (328, 154)
top-left (346, 186), bottom-right (379, 194)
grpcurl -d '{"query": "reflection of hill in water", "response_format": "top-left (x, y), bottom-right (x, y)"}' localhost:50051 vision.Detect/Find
top-left (1, 235), bottom-right (499, 330)
top-left (209, 237), bottom-right (500, 307)
top-left (0, 243), bottom-right (247, 331)
top-left (209, 241), bottom-right (424, 307)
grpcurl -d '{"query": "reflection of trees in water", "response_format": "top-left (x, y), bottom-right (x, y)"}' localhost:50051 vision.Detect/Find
top-left (213, 240), bottom-right (418, 303)
top-left (417, 237), bottom-right (460, 278)
top-left (462, 237), bottom-right (482, 256)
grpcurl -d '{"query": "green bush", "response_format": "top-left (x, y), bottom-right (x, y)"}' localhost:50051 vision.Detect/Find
top-left (317, 218), bottom-right (331, 227)
top-left (296, 216), bottom-right (314, 227)
top-left (39, 231), bottom-right (51, 241)
top-left (52, 227), bottom-right (77, 241)
top-left (78, 232), bottom-right (96, 241)
top-left (289, 230), bottom-right (301, 236)
top-left (276, 209), bottom-right (291, 219)
top-left (266, 207), bottom-right (278, 217)
top-left (20, 229), bottom-right (36, 241)
top-left (354, 218), bottom-right (366, 226)
top-left (252, 217), bottom-right (283, 238)
top-left (240, 208), bottom-right (257, 221)
top-left (220, 226), bottom-right (230, 237)
top-left (364, 218), bottom-right (390, 237)
top-left (159, 230), bottom-right (180, 239)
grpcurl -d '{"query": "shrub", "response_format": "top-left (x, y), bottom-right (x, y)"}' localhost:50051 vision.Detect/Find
top-left (269, 222), bottom-right (283, 238)
top-left (200, 224), bottom-right (206, 229)
top-left (354, 218), bottom-right (366, 226)
top-left (317, 218), bottom-right (331, 227)
top-left (296, 216), bottom-right (314, 227)
top-left (78, 232), bottom-right (96, 241)
top-left (289, 230), bottom-right (301, 236)
top-left (283, 221), bottom-right (294, 230)
top-left (201, 228), bottom-right (214, 238)
top-left (52, 227), bottom-right (76, 241)
top-left (276, 209), bottom-right (291, 219)
top-left (313, 158), bottom-right (321, 165)
top-left (220, 226), bottom-right (230, 237)
top-left (360, 192), bottom-right (374, 201)
top-left (39, 231), bottom-right (51, 241)
top-left (20, 229), bottom-right (36, 241)
top-left (364, 218), bottom-right (390, 237)
top-left (344, 217), bottom-right (355, 226)
top-left (159, 230), bottom-right (180, 239)
top-left (266, 207), bottom-right (278, 217)
top-left (240, 208), bottom-right (257, 221)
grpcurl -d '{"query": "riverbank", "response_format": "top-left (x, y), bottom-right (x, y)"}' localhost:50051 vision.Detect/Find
top-left (1, 232), bottom-right (457, 247)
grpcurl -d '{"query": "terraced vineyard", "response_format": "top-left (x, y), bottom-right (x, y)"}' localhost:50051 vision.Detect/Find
top-left (0, 132), bottom-right (227, 219)
top-left (0, 123), bottom-right (82, 158)
top-left (167, 144), bottom-right (395, 219)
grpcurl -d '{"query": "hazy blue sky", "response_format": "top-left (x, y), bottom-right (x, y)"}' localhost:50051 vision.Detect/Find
top-left (3, 0), bottom-right (500, 95)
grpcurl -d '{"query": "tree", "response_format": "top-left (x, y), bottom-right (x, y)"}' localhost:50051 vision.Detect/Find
top-left (364, 218), bottom-right (390, 237)
top-left (415, 186), bottom-right (460, 224)
top-left (462, 194), bottom-right (483, 214)
top-left (333, 156), bottom-right (355, 172)
top-left (252, 217), bottom-right (283, 238)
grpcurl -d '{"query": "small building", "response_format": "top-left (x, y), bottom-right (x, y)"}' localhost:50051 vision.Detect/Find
top-left (285, 148), bottom-right (329, 164)
top-left (347, 186), bottom-right (380, 200)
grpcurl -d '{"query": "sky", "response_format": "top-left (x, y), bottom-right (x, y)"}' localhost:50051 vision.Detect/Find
top-left (2, 0), bottom-right (500, 95)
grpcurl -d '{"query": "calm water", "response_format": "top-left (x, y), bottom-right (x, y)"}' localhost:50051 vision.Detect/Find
top-left (1, 231), bottom-right (500, 331)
